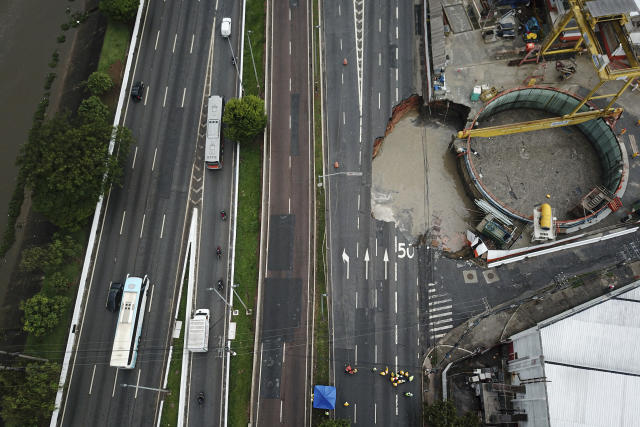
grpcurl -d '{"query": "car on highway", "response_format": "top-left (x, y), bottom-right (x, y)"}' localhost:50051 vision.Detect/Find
top-left (131, 81), bottom-right (145, 101)
top-left (105, 281), bottom-right (123, 312)
top-left (221, 17), bottom-right (231, 37)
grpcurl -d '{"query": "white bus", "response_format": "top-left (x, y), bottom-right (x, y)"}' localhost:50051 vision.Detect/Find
top-left (205, 95), bottom-right (224, 170)
top-left (110, 275), bottom-right (149, 369)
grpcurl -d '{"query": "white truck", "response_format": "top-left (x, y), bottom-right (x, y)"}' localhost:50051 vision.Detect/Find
top-left (187, 309), bottom-right (210, 352)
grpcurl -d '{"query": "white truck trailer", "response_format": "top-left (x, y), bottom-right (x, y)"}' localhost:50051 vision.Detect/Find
top-left (187, 309), bottom-right (210, 352)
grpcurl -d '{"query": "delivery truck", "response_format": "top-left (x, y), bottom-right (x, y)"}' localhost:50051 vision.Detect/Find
top-left (187, 309), bottom-right (210, 352)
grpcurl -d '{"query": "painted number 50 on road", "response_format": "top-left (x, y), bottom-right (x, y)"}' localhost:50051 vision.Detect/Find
top-left (397, 242), bottom-right (415, 259)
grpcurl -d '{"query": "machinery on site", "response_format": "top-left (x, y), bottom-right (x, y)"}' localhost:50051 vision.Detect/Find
top-left (458, 0), bottom-right (640, 139)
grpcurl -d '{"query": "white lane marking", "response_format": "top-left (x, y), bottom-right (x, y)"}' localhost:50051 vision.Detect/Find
top-left (289, 41), bottom-right (291, 55)
top-left (355, 344), bottom-right (358, 364)
top-left (288, 197), bottom-right (291, 214)
top-left (190, 34), bottom-right (194, 53)
top-left (139, 214), bottom-right (145, 238)
top-left (395, 355), bottom-right (398, 373)
top-left (151, 147), bottom-right (157, 171)
top-left (375, 238), bottom-right (378, 256)
top-left (375, 403), bottom-right (377, 424)
top-left (379, 17), bottom-right (381, 32)
top-left (134, 369), bottom-right (141, 398)
top-left (430, 304), bottom-right (453, 313)
top-left (354, 403), bottom-right (357, 424)
top-left (359, 150), bottom-right (361, 165)
top-left (357, 216), bottom-right (359, 230)
top-left (396, 48), bottom-right (399, 61)
top-left (144, 86), bottom-right (149, 105)
top-left (394, 262), bottom-right (398, 281)
top-left (355, 291), bottom-right (358, 309)
top-left (396, 87), bottom-right (399, 102)
top-left (163, 86), bottom-right (168, 107)
top-left (416, 292), bottom-right (419, 302)
top-left (430, 310), bottom-right (453, 319)
top-left (340, 38), bottom-right (343, 50)
top-left (289, 155), bottom-right (291, 169)
top-left (172, 33), bottom-right (177, 53)
top-left (339, 4), bottom-right (341, 15)
top-left (396, 6), bottom-right (399, 19)
top-left (120, 211), bottom-right (126, 235)
top-left (429, 298), bottom-right (452, 306)
top-left (155, 31), bottom-right (161, 50)
top-left (289, 77), bottom-right (291, 91)
top-left (343, 111), bottom-right (346, 124)
top-left (396, 26), bottom-right (398, 39)
top-left (357, 194), bottom-right (360, 210)
top-left (395, 235), bottom-right (397, 252)
top-left (374, 289), bottom-right (378, 308)
top-left (395, 394), bottom-right (399, 416)
top-left (356, 241), bottom-right (359, 258)
top-left (396, 68), bottom-right (398, 80)
top-left (378, 52), bottom-right (381, 66)
top-left (160, 213), bottom-right (166, 238)
top-left (112, 369), bottom-right (119, 397)
top-left (283, 342), bottom-right (286, 364)
top-left (395, 324), bottom-right (398, 344)
top-left (181, 87), bottom-right (186, 108)
top-left (280, 400), bottom-right (283, 422)
top-left (374, 344), bottom-right (378, 363)
top-left (148, 284), bottom-right (154, 312)
top-left (341, 73), bottom-right (344, 85)
top-left (289, 8), bottom-right (291, 20)
top-left (395, 291), bottom-right (397, 313)
top-left (289, 115), bottom-right (291, 129)
top-left (89, 365), bottom-right (96, 394)
top-left (131, 146), bottom-right (138, 169)
top-left (378, 92), bottom-right (381, 109)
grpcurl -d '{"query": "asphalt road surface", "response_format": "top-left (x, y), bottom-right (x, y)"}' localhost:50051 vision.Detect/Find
top-left (251, 0), bottom-right (314, 425)
top-left (322, 1), bottom-right (422, 425)
top-left (58, 0), bottom-right (238, 425)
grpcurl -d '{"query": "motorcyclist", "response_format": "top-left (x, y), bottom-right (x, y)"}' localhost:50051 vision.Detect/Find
top-left (197, 391), bottom-right (205, 404)
top-left (220, 210), bottom-right (227, 220)
top-left (216, 246), bottom-right (222, 258)
top-left (217, 279), bottom-right (224, 291)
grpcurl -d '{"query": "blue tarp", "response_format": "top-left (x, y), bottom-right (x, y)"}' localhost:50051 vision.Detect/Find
top-left (313, 385), bottom-right (336, 410)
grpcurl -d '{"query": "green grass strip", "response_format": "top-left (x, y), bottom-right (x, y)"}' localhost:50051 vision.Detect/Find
top-left (159, 261), bottom-right (189, 426)
top-left (97, 20), bottom-right (131, 74)
top-left (226, 1), bottom-right (266, 425)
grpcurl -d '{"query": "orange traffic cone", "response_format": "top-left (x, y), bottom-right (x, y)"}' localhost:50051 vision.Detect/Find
top-left (343, 58), bottom-right (348, 65)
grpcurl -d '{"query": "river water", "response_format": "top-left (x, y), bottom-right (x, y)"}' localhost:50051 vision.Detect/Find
top-left (0, 0), bottom-right (68, 233)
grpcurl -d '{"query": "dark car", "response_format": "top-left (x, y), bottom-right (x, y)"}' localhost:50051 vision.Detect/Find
top-left (131, 81), bottom-right (144, 101)
top-left (106, 282), bottom-right (123, 312)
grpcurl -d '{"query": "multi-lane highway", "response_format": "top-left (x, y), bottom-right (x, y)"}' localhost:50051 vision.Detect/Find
top-left (321, 0), bottom-right (423, 425)
top-left (250, 0), bottom-right (314, 425)
top-left (58, 0), bottom-right (241, 425)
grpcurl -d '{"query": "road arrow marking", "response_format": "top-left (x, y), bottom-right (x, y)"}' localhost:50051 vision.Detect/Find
top-left (383, 249), bottom-right (389, 280)
top-left (364, 249), bottom-right (370, 280)
top-left (342, 249), bottom-right (350, 279)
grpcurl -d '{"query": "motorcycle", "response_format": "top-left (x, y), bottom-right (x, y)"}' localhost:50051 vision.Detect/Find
top-left (220, 210), bottom-right (227, 221)
top-left (197, 391), bottom-right (205, 405)
top-left (217, 279), bottom-right (224, 292)
top-left (216, 246), bottom-right (222, 259)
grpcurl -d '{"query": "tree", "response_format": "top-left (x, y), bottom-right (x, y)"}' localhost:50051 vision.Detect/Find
top-left (21, 294), bottom-right (69, 336)
top-left (424, 400), bottom-right (481, 427)
top-left (222, 95), bottom-right (267, 144)
top-left (18, 105), bottom-right (133, 229)
top-left (20, 234), bottom-right (83, 273)
top-left (47, 271), bottom-right (71, 293)
top-left (99, 0), bottom-right (138, 23)
top-left (0, 362), bottom-right (60, 426)
top-left (86, 71), bottom-right (113, 96)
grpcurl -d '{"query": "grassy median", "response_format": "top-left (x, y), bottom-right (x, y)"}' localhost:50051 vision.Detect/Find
top-left (227, 1), bottom-right (266, 425)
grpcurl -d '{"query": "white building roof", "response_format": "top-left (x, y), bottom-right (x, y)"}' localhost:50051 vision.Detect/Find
top-left (509, 282), bottom-right (640, 427)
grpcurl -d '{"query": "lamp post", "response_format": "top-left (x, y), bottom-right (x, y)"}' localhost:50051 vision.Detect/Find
top-left (246, 30), bottom-right (261, 94)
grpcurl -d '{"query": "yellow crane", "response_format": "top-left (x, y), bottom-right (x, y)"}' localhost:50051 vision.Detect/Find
top-left (458, 0), bottom-right (640, 139)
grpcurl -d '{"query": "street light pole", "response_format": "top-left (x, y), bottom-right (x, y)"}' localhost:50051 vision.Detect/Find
top-left (246, 30), bottom-right (261, 94)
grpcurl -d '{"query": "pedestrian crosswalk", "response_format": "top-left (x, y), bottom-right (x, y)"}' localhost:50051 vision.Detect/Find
top-left (426, 282), bottom-right (453, 341)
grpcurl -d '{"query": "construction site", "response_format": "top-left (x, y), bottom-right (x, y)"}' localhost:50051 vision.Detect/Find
top-left (373, 0), bottom-right (640, 261)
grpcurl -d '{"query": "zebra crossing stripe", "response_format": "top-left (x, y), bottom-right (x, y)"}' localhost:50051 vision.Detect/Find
top-left (431, 318), bottom-right (452, 325)
top-left (431, 324), bottom-right (453, 332)
top-left (428, 298), bottom-right (452, 307)
top-left (430, 310), bottom-right (453, 319)
top-left (429, 304), bottom-right (452, 313)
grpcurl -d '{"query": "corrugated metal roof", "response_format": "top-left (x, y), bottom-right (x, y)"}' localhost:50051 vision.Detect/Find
top-left (509, 281), bottom-right (640, 427)
top-left (586, 0), bottom-right (639, 17)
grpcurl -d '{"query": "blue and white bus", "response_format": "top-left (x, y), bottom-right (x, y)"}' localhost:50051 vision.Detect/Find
top-left (205, 95), bottom-right (224, 170)
top-left (110, 275), bottom-right (149, 369)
